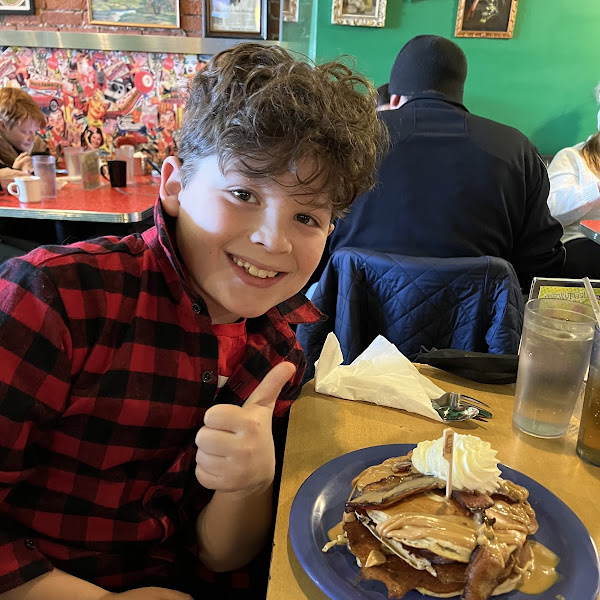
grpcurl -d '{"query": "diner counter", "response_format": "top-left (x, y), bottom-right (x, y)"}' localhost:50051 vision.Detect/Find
top-left (0, 176), bottom-right (158, 223)
top-left (267, 365), bottom-right (600, 599)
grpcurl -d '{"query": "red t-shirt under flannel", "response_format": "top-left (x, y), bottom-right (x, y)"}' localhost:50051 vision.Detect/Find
top-left (211, 321), bottom-right (248, 390)
top-left (0, 199), bottom-right (322, 596)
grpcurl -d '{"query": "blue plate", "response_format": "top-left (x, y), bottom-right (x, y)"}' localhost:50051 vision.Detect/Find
top-left (289, 444), bottom-right (600, 600)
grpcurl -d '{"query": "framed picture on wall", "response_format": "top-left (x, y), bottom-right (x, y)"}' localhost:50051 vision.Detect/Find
top-left (331, 0), bottom-right (387, 28)
top-left (88, 0), bottom-right (180, 28)
top-left (203, 0), bottom-right (267, 39)
top-left (455, 0), bottom-right (518, 39)
top-left (282, 0), bottom-right (298, 22)
top-left (0, 0), bottom-right (35, 15)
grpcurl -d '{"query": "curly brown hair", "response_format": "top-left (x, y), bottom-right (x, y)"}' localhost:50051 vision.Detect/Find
top-left (178, 43), bottom-right (386, 218)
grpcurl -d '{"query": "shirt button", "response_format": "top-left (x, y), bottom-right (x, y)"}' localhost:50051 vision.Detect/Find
top-left (191, 303), bottom-right (202, 314)
top-left (201, 370), bottom-right (214, 383)
top-left (24, 538), bottom-right (36, 550)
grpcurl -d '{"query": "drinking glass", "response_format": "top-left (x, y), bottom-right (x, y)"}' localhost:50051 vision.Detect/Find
top-left (31, 154), bottom-right (56, 198)
top-left (63, 147), bottom-right (83, 181)
top-left (513, 298), bottom-right (595, 438)
top-left (577, 323), bottom-right (600, 466)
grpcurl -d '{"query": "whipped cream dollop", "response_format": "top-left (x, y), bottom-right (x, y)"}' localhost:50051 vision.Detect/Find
top-left (411, 433), bottom-right (501, 494)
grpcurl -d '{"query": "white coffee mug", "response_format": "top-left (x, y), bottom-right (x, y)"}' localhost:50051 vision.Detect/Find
top-left (7, 176), bottom-right (42, 203)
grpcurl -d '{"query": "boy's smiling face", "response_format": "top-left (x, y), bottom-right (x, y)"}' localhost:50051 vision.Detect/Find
top-left (161, 155), bottom-right (334, 324)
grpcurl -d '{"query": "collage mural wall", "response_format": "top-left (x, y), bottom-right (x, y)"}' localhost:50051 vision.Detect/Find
top-left (0, 47), bottom-right (211, 166)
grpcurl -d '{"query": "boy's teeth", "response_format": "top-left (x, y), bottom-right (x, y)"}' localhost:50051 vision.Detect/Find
top-left (232, 256), bottom-right (278, 279)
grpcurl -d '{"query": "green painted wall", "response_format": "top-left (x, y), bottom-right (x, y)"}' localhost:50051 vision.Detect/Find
top-left (281, 0), bottom-right (317, 57)
top-left (309, 0), bottom-right (600, 155)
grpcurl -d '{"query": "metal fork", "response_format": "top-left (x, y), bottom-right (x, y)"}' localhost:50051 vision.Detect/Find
top-left (448, 393), bottom-right (491, 409)
top-left (432, 392), bottom-right (493, 422)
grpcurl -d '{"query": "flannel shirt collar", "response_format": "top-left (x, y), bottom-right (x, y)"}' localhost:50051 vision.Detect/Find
top-left (145, 197), bottom-right (324, 326)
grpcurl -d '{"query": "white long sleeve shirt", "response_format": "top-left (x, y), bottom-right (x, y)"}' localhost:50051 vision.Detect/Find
top-left (547, 145), bottom-right (600, 244)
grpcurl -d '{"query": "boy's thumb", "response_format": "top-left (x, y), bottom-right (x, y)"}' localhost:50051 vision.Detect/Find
top-left (242, 362), bottom-right (297, 411)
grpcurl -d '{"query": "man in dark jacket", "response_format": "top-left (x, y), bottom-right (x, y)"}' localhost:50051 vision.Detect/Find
top-left (328, 35), bottom-right (564, 292)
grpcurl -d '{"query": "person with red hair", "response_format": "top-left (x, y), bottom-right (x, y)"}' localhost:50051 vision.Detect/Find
top-left (0, 87), bottom-right (48, 178)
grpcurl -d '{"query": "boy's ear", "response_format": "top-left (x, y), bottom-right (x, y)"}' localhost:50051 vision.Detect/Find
top-left (327, 222), bottom-right (335, 236)
top-left (160, 156), bottom-right (182, 217)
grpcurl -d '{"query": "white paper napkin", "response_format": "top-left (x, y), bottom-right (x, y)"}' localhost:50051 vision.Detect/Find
top-left (314, 333), bottom-right (443, 422)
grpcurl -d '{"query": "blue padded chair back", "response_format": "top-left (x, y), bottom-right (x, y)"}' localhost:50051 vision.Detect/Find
top-left (297, 248), bottom-right (524, 383)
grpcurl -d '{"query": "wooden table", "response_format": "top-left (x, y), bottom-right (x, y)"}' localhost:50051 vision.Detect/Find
top-left (267, 365), bottom-right (600, 599)
top-left (0, 176), bottom-right (157, 223)
top-left (581, 220), bottom-right (600, 245)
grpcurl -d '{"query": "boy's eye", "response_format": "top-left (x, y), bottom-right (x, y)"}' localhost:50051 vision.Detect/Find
top-left (296, 214), bottom-right (318, 227)
top-left (231, 189), bottom-right (253, 202)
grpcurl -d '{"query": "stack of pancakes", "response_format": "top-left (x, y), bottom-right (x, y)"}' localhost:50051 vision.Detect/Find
top-left (341, 453), bottom-right (538, 600)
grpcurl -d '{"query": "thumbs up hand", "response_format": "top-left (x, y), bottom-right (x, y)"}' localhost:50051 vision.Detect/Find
top-left (195, 362), bottom-right (296, 495)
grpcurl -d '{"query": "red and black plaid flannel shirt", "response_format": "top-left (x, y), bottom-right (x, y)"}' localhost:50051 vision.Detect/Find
top-left (0, 199), bottom-right (322, 596)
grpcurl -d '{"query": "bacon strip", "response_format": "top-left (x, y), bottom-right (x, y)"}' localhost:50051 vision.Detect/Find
top-left (452, 490), bottom-right (494, 512)
top-left (347, 473), bottom-right (445, 509)
top-left (462, 544), bottom-right (505, 600)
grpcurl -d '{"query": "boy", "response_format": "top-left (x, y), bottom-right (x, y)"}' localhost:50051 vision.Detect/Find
top-left (0, 43), bottom-right (384, 598)
top-left (0, 87), bottom-right (48, 178)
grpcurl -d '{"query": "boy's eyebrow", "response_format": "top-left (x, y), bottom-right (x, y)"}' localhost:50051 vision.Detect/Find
top-left (290, 193), bottom-right (334, 215)
top-left (220, 160), bottom-right (335, 212)
top-left (223, 167), bottom-right (332, 203)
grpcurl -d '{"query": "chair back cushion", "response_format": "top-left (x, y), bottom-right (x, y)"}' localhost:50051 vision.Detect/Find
top-left (297, 248), bottom-right (524, 382)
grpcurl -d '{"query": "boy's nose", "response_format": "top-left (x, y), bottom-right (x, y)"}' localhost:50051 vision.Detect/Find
top-left (250, 218), bottom-right (293, 254)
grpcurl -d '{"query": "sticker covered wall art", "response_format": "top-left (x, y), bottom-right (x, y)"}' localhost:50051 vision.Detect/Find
top-left (0, 47), bottom-right (210, 166)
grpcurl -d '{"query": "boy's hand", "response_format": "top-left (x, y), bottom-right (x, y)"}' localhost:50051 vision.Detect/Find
top-left (12, 153), bottom-right (33, 174)
top-left (101, 587), bottom-right (193, 599)
top-left (195, 362), bottom-right (296, 494)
